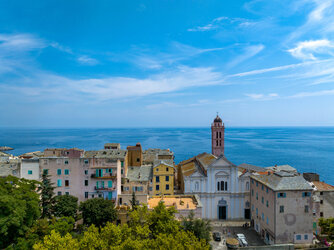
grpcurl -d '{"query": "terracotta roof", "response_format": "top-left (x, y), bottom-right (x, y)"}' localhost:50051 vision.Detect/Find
top-left (312, 181), bottom-right (334, 191)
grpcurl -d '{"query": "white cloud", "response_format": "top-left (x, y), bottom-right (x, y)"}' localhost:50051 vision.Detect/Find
top-left (245, 93), bottom-right (279, 100)
top-left (226, 44), bottom-right (264, 68)
top-left (77, 55), bottom-right (99, 66)
top-left (187, 16), bottom-right (256, 32)
top-left (0, 33), bottom-right (46, 52)
top-left (289, 89), bottom-right (334, 98)
top-left (288, 39), bottom-right (334, 60)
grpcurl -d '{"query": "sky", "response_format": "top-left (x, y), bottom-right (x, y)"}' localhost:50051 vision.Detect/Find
top-left (1, 0), bottom-right (334, 127)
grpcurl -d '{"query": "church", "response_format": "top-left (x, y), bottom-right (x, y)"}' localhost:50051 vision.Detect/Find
top-left (177, 115), bottom-right (251, 220)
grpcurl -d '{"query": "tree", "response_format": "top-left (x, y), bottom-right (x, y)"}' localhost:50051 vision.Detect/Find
top-left (0, 176), bottom-right (40, 248)
top-left (38, 172), bottom-right (55, 218)
top-left (53, 195), bottom-right (78, 219)
top-left (79, 198), bottom-right (117, 227)
top-left (33, 230), bottom-right (79, 250)
top-left (182, 211), bottom-right (212, 243)
top-left (130, 191), bottom-right (138, 210)
top-left (319, 218), bottom-right (334, 240)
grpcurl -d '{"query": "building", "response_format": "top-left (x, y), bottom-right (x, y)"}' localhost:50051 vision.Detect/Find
top-left (20, 158), bottom-right (40, 180)
top-left (250, 172), bottom-right (313, 245)
top-left (0, 158), bottom-right (20, 178)
top-left (152, 161), bottom-right (175, 196)
top-left (211, 114), bottom-right (225, 157)
top-left (127, 143), bottom-right (143, 167)
top-left (143, 148), bottom-right (174, 165)
top-left (266, 165), bottom-right (297, 173)
top-left (147, 195), bottom-right (202, 219)
top-left (104, 143), bottom-right (121, 150)
top-left (303, 173), bottom-right (334, 235)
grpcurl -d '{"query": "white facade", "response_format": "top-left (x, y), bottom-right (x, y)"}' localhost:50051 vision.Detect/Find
top-left (21, 158), bottom-right (40, 180)
top-left (184, 155), bottom-right (250, 220)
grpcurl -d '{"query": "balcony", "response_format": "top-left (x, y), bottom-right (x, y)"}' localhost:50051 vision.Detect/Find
top-left (94, 186), bottom-right (116, 191)
top-left (91, 173), bottom-right (117, 179)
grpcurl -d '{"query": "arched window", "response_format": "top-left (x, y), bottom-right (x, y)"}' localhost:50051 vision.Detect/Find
top-left (219, 132), bottom-right (221, 138)
top-left (195, 182), bottom-right (199, 191)
top-left (219, 140), bottom-right (222, 146)
top-left (225, 181), bottom-right (228, 191)
top-left (216, 131), bottom-right (218, 138)
top-left (217, 181), bottom-right (220, 191)
top-left (216, 140), bottom-right (218, 146)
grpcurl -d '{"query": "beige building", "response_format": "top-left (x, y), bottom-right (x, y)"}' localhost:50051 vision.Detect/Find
top-left (0, 158), bottom-right (20, 178)
top-left (250, 172), bottom-right (313, 245)
top-left (127, 143), bottom-right (143, 167)
top-left (21, 158), bottom-right (40, 180)
top-left (152, 161), bottom-right (175, 196)
top-left (147, 195), bottom-right (202, 219)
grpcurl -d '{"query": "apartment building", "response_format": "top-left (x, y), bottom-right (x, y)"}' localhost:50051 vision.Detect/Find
top-left (250, 172), bottom-right (313, 245)
top-left (152, 161), bottom-right (175, 196)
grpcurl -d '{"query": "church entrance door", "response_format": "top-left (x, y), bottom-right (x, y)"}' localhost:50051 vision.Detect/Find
top-left (218, 206), bottom-right (227, 220)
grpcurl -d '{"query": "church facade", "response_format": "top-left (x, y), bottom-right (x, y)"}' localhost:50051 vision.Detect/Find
top-left (182, 115), bottom-right (251, 220)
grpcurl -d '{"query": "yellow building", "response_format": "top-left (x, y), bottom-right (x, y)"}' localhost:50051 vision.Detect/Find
top-left (152, 161), bottom-right (175, 196)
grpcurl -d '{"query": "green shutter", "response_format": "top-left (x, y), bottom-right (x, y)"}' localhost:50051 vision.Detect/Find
top-left (96, 181), bottom-right (99, 189)
top-left (96, 169), bottom-right (99, 177)
top-left (108, 180), bottom-right (112, 188)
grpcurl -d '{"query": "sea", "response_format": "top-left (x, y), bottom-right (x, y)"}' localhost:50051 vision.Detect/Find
top-left (1, 127), bottom-right (333, 185)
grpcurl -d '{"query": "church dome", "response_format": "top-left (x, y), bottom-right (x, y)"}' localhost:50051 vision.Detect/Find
top-left (214, 115), bottom-right (222, 123)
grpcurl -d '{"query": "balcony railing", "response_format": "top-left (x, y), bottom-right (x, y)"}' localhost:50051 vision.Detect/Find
top-left (91, 173), bottom-right (117, 179)
top-left (94, 186), bottom-right (116, 191)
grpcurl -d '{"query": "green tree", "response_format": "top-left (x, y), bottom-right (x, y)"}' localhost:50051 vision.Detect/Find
top-left (38, 172), bottom-right (55, 218)
top-left (319, 218), bottom-right (334, 240)
top-left (130, 191), bottom-right (138, 210)
top-left (79, 198), bottom-right (117, 227)
top-left (182, 211), bottom-right (212, 243)
top-left (0, 176), bottom-right (40, 248)
top-left (33, 230), bottom-right (79, 250)
top-left (53, 195), bottom-right (78, 219)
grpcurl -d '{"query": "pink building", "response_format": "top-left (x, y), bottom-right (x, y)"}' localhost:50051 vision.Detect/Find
top-left (211, 114), bottom-right (225, 157)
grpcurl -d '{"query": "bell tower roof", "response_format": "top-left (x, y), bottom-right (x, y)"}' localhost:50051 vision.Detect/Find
top-left (214, 115), bottom-right (222, 123)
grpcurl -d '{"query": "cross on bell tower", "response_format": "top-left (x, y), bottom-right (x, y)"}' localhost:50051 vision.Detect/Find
top-left (211, 113), bottom-right (225, 157)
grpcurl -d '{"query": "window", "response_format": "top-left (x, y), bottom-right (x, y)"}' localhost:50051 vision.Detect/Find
top-left (225, 182), bottom-right (228, 191)
top-left (166, 184), bottom-right (169, 190)
top-left (84, 170), bottom-right (88, 175)
top-left (149, 187), bottom-right (152, 191)
top-left (65, 180), bottom-right (69, 187)
top-left (266, 217), bottom-right (269, 225)
top-left (65, 169), bottom-right (69, 175)
top-left (320, 200), bottom-right (323, 204)
top-left (320, 191), bottom-right (323, 195)
top-left (85, 192), bottom-right (88, 198)
top-left (266, 187), bottom-right (268, 193)
top-left (136, 158), bottom-right (140, 162)
top-left (256, 181), bottom-right (258, 187)
top-left (64, 160), bottom-right (69, 165)
top-left (256, 208), bottom-right (258, 216)
top-left (305, 205), bottom-right (309, 213)
top-left (262, 184), bottom-right (264, 191)
top-left (108, 180), bottom-right (112, 188)
top-left (121, 161), bottom-right (124, 167)
top-left (278, 192), bottom-right (286, 198)
top-left (57, 191), bottom-right (62, 196)
top-left (121, 169), bottom-right (124, 175)
top-left (266, 200), bottom-right (269, 207)
top-left (44, 159), bottom-right (48, 165)
top-left (57, 179), bottom-right (62, 187)
top-left (252, 204), bottom-right (254, 211)
top-left (43, 169), bottom-right (48, 175)
top-left (98, 194), bottom-right (102, 198)
top-left (166, 167), bottom-right (169, 171)
top-left (195, 182), bottom-right (199, 191)
top-left (65, 192), bottom-right (69, 195)
top-left (84, 159), bottom-right (89, 164)
top-left (217, 182), bottom-right (220, 191)
top-left (246, 182), bottom-right (249, 191)
top-left (256, 192), bottom-right (258, 200)
top-left (302, 192), bottom-right (311, 197)
top-left (92, 194), bottom-right (94, 198)
top-left (57, 169), bottom-right (62, 175)
top-left (261, 197), bottom-right (264, 204)
top-left (262, 213), bottom-right (264, 221)
top-left (320, 212), bottom-right (323, 217)
top-left (251, 179), bottom-right (254, 184)
top-left (304, 235), bottom-right (308, 240)
top-left (85, 180), bottom-right (88, 186)
top-left (166, 176), bottom-right (169, 181)
top-left (280, 205), bottom-right (284, 213)
top-left (156, 168), bottom-right (159, 172)
top-left (296, 235), bottom-right (301, 241)
top-left (252, 189), bottom-right (254, 196)
top-left (156, 176), bottom-right (160, 183)
top-left (156, 185), bottom-right (160, 191)
top-left (28, 170), bottom-right (33, 175)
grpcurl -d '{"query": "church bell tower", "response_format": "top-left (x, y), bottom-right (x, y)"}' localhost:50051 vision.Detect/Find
top-left (211, 114), bottom-right (225, 157)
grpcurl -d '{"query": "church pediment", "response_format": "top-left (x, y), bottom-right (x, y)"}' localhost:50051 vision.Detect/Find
top-left (188, 170), bottom-right (205, 178)
top-left (209, 155), bottom-right (236, 169)
top-left (215, 170), bottom-right (229, 177)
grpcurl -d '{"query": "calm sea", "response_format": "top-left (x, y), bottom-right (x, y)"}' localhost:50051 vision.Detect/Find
top-left (0, 127), bottom-right (333, 184)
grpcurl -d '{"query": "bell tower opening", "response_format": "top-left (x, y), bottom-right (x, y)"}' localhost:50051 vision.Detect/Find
top-left (211, 113), bottom-right (225, 157)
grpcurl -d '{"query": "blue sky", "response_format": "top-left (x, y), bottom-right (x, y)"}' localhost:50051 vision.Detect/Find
top-left (1, 0), bottom-right (334, 127)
